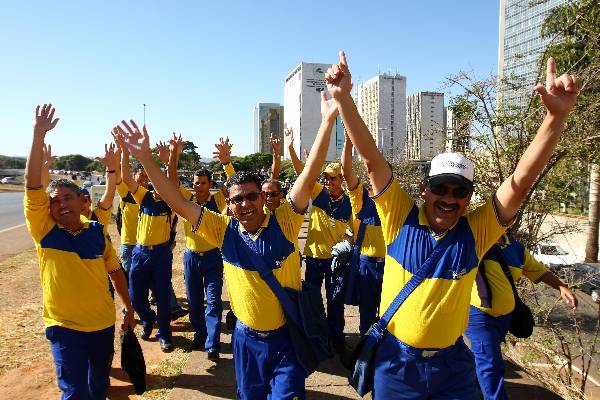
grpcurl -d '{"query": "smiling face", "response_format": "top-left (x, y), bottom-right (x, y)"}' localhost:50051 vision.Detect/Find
top-left (323, 173), bottom-right (343, 198)
top-left (49, 186), bottom-right (85, 230)
top-left (226, 182), bottom-right (266, 233)
top-left (262, 181), bottom-right (282, 212)
top-left (420, 180), bottom-right (472, 233)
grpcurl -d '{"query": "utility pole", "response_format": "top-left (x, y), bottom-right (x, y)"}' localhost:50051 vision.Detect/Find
top-left (143, 103), bottom-right (147, 126)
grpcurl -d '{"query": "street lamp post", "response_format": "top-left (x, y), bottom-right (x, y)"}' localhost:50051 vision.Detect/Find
top-left (143, 104), bottom-right (147, 126)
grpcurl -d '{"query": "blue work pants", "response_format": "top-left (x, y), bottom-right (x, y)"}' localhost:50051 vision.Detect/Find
top-left (46, 325), bottom-right (115, 400)
top-left (130, 243), bottom-right (173, 340)
top-left (183, 248), bottom-right (224, 351)
top-left (358, 254), bottom-right (384, 335)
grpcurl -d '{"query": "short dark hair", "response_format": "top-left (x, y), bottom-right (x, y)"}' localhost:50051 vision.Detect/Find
top-left (194, 168), bottom-right (213, 182)
top-left (47, 179), bottom-right (81, 197)
top-left (262, 178), bottom-right (282, 191)
top-left (226, 171), bottom-right (262, 195)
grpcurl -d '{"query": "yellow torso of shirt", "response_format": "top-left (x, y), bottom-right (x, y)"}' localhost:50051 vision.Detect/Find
top-left (374, 179), bottom-right (508, 348)
top-left (180, 186), bottom-right (227, 253)
top-left (348, 182), bottom-right (386, 258)
top-left (194, 198), bottom-right (304, 331)
top-left (132, 186), bottom-right (174, 246)
top-left (24, 188), bottom-right (120, 331)
top-left (117, 181), bottom-right (140, 246)
top-left (304, 183), bottom-right (352, 259)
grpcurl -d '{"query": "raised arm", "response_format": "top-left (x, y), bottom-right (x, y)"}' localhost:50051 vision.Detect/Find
top-left (289, 91), bottom-right (338, 212)
top-left (168, 133), bottom-right (183, 187)
top-left (25, 105), bottom-right (59, 188)
top-left (114, 127), bottom-right (138, 194)
top-left (117, 120), bottom-right (200, 224)
top-left (41, 143), bottom-right (57, 188)
top-left (341, 134), bottom-right (359, 190)
top-left (96, 143), bottom-right (119, 210)
top-left (270, 133), bottom-right (282, 180)
top-left (326, 51), bottom-right (391, 195)
top-left (495, 58), bottom-right (581, 225)
top-left (285, 128), bottom-right (304, 175)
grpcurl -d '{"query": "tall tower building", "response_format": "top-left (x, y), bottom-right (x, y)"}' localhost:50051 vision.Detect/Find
top-left (445, 107), bottom-right (471, 153)
top-left (283, 62), bottom-right (343, 162)
top-left (498, 0), bottom-right (568, 107)
top-left (355, 73), bottom-right (407, 161)
top-left (406, 92), bottom-right (445, 161)
top-left (253, 103), bottom-right (284, 154)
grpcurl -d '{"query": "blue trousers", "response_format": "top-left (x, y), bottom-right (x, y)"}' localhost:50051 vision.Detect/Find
top-left (305, 256), bottom-right (345, 343)
top-left (465, 306), bottom-right (512, 400)
top-left (183, 248), bottom-right (224, 351)
top-left (358, 255), bottom-right (384, 335)
top-left (233, 320), bottom-right (305, 400)
top-left (130, 243), bottom-right (173, 340)
top-left (46, 325), bottom-right (115, 400)
top-left (373, 332), bottom-right (479, 400)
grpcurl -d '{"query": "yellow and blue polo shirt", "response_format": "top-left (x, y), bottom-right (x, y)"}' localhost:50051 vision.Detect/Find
top-left (89, 204), bottom-right (112, 240)
top-left (179, 186), bottom-right (227, 253)
top-left (303, 182), bottom-right (352, 259)
top-left (471, 237), bottom-right (548, 317)
top-left (193, 198), bottom-right (304, 331)
top-left (117, 181), bottom-right (140, 246)
top-left (348, 182), bottom-right (386, 258)
top-left (223, 162), bottom-right (235, 180)
top-left (24, 188), bottom-right (120, 332)
top-left (373, 178), bottom-right (508, 349)
top-left (132, 185), bottom-right (175, 246)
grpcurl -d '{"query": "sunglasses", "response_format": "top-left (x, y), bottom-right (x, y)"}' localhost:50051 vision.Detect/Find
top-left (264, 191), bottom-right (280, 198)
top-left (229, 192), bottom-right (262, 204)
top-left (428, 183), bottom-right (472, 199)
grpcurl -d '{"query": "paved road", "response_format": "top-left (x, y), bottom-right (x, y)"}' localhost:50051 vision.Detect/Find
top-left (0, 192), bottom-right (24, 231)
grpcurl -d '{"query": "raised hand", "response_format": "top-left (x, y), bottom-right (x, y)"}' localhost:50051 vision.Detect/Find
top-left (96, 143), bottom-right (118, 171)
top-left (270, 133), bottom-right (282, 156)
top-left (320, 90), bottom-right (339, 122)
top-left (118, 120), bottom-right (152, 162)
top-left (284, 127), bottom-right (295, 148)
top-left (534, 57), bottom-right (581, 117)
top-left (33, 104), bottom-right (59, 136)
top-left (169, 132), bottom-right (183, 157)
top-left (325, 51), bottom-right (353, 100)
top-left (156, 141), bottom-right (170, 164)
top-left (303, 148), bottom-right (310, 159)
top-left (213, 136), bottom-right (232, 164)
top-left (42, 144), bottom-right (57, 169)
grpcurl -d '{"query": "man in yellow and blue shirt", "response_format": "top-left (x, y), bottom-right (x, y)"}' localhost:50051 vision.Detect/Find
top-left (24, 105), bottom-right (134, 399)
top-left (328, 51), bottom-right (581, 398)
top-left (117, 91), bottom-right (339, 399)
top-left (467, 235), bottom-right (576, 399)
top-left (341, 135), bottom-right (386, 335)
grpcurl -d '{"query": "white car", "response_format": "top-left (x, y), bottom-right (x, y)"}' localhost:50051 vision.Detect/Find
top-left (1, 177), bottom-right (21, 184)
top-left (534, 242), bottom-right (577, 268)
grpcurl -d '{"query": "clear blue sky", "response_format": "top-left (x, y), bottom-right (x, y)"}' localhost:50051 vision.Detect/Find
top-left (0, 0), bottom-right (499, 158)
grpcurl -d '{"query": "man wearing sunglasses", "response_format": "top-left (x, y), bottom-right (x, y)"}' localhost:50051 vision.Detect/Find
top-left (287, 128), bottom-right (352, 357)
top-left (116, 90), bottom-right (340, 399)
top-left (326, 50), bottom-right (581, 399)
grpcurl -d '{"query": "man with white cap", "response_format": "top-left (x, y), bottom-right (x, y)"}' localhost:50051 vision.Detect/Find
top-left (326, 50), bottom-right (581, 399)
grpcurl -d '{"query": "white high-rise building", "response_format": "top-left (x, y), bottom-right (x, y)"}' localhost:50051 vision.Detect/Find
top-left (355, 73), bottom-right (407, 161)
top-left (253, 103), bottom-right (284, 154)
top-left (283, 62), bottom-right (343, 162)
top-left (498, 0), bottom-right (568, 107)
top-left (406, 92), bottom-right (445, 161)
top-left (445, 107), bottom-right (471, 153)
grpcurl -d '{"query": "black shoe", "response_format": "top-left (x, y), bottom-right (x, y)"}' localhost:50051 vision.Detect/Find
top-left (159, 338), bottom-right (174, 353)
top-left (207, 349), bottom-right (220, 361)
top-left (149, 294), bottom-right (157, 305)
top-left (140, 325), bottom-right (153, 341)
top-left (170, 307), bottom-right (189, 321)
top-left (190, 335), bottom-right (204, 351)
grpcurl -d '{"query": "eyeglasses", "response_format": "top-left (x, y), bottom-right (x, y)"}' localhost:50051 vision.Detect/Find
top-left (264, 191), bottom-right (281, 198)
top-left (428, 184), bottom-right (472, 199)
top-left (229, 192), bottom-right (262, 204)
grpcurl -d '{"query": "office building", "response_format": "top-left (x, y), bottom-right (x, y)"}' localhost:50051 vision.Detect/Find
top-left (253, 103), bottom-right (284, 154)
top-left (355, 73), bottom-right (407, 161)
top-left (406, 92), bottom-right (445, 161)
top-left (445, 107), bottom-right (471, 153)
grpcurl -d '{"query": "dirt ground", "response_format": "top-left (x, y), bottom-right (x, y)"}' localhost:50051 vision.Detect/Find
top-left (0, 223), bottom-right (193, 400)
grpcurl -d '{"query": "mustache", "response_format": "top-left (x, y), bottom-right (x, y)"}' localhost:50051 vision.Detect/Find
top-left (435, 201), bottom-right (459, 211)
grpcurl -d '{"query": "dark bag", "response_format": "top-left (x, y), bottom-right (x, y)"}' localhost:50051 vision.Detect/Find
top-left (225, 310), bottom-right (237, 331)
top-left (348, 224), bottom-right (459, 396)
top-left (490, 245), bottom-right (535, 338)
top-left (115, 206), bottom-right (123, 235)
top-left (332, 221), bottom-right (367, 306)
top-left (239, 233), bottom-right (331, 376)
top-left (120, 326), bottom-right (147, 395)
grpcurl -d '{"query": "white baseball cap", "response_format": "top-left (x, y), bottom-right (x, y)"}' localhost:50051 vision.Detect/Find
top-left (428, 152), bottom-right (474, 189)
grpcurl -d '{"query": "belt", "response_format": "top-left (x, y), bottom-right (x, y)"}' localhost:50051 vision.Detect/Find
top-left (359, 254), bottom-right (385, 263)
top-left (185, 247), bottom-right (220, 256)
top-left (392, 335), bottom-right (464, 358)
top-left (136, 241), bottom-right (170, 251)
top-left (235, 319), bottom-right (287, 339)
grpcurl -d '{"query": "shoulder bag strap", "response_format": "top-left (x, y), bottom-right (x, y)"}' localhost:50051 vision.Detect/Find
top-left (491, 244), bottom-right (520, 300)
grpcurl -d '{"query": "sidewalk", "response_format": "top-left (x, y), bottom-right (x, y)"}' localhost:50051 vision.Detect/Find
top-left (167, 218), bottom-right (562, 400)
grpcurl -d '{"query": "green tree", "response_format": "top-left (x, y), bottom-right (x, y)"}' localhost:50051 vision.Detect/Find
top-left (54, 154), bottom-right (94, 171)
top-left (85, 160), bottom-right (106, 173)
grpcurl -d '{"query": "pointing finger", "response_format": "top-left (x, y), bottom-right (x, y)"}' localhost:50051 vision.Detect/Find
top-left (546, 57), bottom-right (556, 91)
top-left (339, 50), bottom-right (347, 67)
